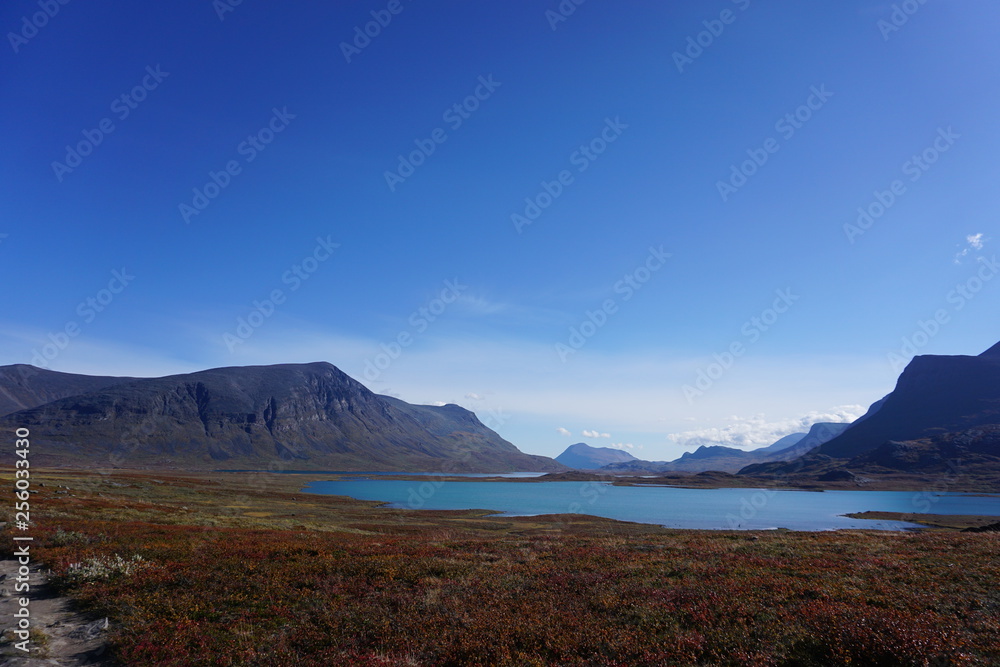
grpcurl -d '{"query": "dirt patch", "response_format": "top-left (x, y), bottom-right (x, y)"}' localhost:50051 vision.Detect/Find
top-left (0, 560), bottom-right (113, 666)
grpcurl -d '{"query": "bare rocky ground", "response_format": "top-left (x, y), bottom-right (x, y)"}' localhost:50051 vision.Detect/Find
top-left (0, 560), bottom-right (113, 666)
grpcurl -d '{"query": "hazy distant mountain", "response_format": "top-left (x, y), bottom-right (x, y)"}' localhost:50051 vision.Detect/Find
top-left (0, 364), bottom-right (133, 418)
top-left (754, 432), bottom-right (807, 454)
top-left (766, 422), bottom-right (850, 459)
top-left (0, 362), bottom-right (565, 473)
top-left (656, 445), bottom-right (756, 473)
top-left (600, 424), bottom-right (848, 475)
top-left (737, 422), bottom-right (851, 476)
top-left (555, 443), bottom-right (637, 470)
top-left (740, 343), bottom-right (1000, 482)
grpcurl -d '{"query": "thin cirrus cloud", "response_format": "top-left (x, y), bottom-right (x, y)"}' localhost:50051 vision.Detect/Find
top-left (0, 326), bottom-right (201, 378)
top-left (582, 430), bottom-right (611, 438)
top-left (556, 427), bottom-right (572, 436)
top-left (450, 294), bottom-right (569, 326)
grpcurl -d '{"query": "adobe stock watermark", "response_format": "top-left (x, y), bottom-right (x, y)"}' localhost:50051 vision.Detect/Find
top-left (567, 478), bottom-right (609, 514)
top-left (683, 288), bottom-right (799, 404)
top-left (886, 255), bottom-right (997, 372)
top-left (877, 0), bottom-right (929, 41)
top-left (12, 427), bottom-right (33, 654)
top-left (844, 126), bottom-right (958, 244)
top-left (555, 246), bottom-right (670, 363)
top-left (222, 236), bottom-right (339, 352)
top-left (511, 117), bottom-right (628, 234)
top-left (673, 0), bottom-right (751, 73)
top-left (7, 0), bottom-right (71, 54)
top-left (102, 415), bottom-right (162, 472)
top-left (179, 107), bottom-right (296, 224)
top-left (213, 0), bottom-right (245, 21)
top-left (51, 65), bottom-right (170, 182)
top-left (403, 404), bottom-right (509, 511)
top-left (29, 268), bottom-right (136, 369)
top-left (384, 75), bottom-right (501, 192)
top-left (910, 459), bottom-right (963, 514)
top-left (721, 425), bottom-right (840, 529)
top-left (545, 0), bottom-right (586, 31)
top-left (362, 278), bottom-right (468, 381)
top-left (340, 0), bottom-right (411, 63)
top-left (717, 84), bottom-right (833, 202)
top-left (726, 487), bottom-right (778, 529)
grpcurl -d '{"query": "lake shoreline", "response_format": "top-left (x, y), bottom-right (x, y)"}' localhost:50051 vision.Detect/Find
top-left (35, 464), bottom-right (1000, 493)
top-left (302, 477), bottom-right (1000, 533)
top-left (843, 511), bottom-right (1000, 531)
top-left (281, 469), bottom-right (1000, 494)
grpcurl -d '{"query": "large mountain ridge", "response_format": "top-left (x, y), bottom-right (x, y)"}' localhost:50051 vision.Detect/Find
top-left (6, 340), bottom-right (1000, 485)
top-left (739, 344), bottom-right (1000, 483)
top-left (0, 362), bottom-right (564, 473)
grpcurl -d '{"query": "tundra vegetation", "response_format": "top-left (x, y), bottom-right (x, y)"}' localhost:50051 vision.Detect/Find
top-left (3, 470), bottom-right (998, 666)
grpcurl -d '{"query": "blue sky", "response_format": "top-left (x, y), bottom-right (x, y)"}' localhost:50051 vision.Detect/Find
top-left (2, 0), bottom-right (998, 460)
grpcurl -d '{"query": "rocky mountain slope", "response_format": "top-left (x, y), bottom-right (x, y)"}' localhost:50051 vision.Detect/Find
top-left (739, 343), bottom-right (1000, 486)
top-left (0, 362), bottom-right (564, 473)
top-left (816, 348), bottom-right (1000, 460)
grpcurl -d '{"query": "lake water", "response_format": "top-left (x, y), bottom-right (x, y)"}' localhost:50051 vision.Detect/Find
top-left (221, 471), bottom-right (549, 478)
top-left (303, 479), bottom-right (1000, 531)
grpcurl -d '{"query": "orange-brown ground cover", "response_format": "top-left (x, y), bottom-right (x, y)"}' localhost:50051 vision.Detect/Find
top-left (4, 471), bottom-right (999, 665)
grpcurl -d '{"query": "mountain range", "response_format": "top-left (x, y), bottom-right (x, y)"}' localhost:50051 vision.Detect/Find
top-left (554, 342), bottom-right (1000, 487)
top-left (739, 343), bottom-right (1000, 484)
top-left (564, 422), bottom-right (850, 474)
top-left (0, 362), bottom-right (565, 473)
top-left (4, 340), bottom-right (999, 487)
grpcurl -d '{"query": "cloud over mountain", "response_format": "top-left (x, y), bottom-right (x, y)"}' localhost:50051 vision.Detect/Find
top-left (666, 406), bottom-right (864, 451)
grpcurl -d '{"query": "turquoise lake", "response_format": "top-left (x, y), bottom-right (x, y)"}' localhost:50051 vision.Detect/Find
top-left (303, 478), bottom-right (1000, 531)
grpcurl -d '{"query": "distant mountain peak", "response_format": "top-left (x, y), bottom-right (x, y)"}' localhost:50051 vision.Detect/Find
top-left (679, 445), bottom-right (746, 460)
top-left (555, 443), bottom-right (637, 470)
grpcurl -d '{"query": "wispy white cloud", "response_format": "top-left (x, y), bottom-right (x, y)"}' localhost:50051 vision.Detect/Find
top-left (456, 295), bottom-right (512, 316)
top-left (454, 294), bottom-right (567, 325)
top-left (666, 406), bottom-right (865, 451)
top-left (582, 429), bottom-right (611, 438)
top-left (610, 442), bottom-right (636, 450)
top-left (955, 233), bottom-right (987, 263)
top-left (556, 427), bottom-right (572, 436)
top-left (465, 392), bottom-right (484, 400)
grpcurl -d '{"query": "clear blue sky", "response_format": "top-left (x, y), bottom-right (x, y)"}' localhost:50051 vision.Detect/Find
top-left (2, 0), bottom-right (998, 460)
